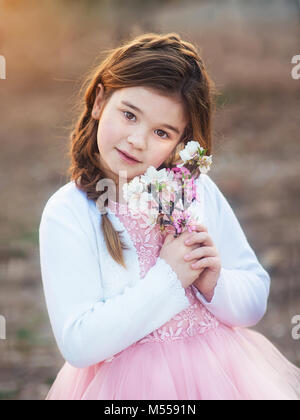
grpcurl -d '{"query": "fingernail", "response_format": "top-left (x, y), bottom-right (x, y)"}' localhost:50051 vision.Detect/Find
top-left (185, 239), bottom-right (190, 244)
top-left (184, 254), bottom-right (190, 260)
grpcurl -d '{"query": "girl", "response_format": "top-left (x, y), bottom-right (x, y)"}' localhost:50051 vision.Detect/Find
top-left (39, 32), bottom-right (300, 400)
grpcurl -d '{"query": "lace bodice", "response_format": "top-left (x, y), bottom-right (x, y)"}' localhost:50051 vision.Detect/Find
top-left (106, 198), bottom-right (220, 347)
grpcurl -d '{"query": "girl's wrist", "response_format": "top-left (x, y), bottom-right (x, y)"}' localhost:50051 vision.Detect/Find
top-left (201, 290), bottom-right (215, 303)
top-left (193, 280), bottom-right (216, 302)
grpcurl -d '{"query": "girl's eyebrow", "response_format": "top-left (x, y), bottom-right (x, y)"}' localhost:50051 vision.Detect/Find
top-left (120, 100), bottom-right (180, 135)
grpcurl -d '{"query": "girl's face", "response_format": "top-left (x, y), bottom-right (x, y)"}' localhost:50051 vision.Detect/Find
top-left (92, 84), bottom-right (189, 190)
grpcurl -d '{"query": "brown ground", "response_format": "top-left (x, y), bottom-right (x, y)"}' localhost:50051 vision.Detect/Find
top-left (0, 1), bottom-right (299, 399)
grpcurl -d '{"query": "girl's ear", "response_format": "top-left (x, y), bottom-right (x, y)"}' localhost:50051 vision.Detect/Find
top-left (92, 83), bottom-right (105, 119)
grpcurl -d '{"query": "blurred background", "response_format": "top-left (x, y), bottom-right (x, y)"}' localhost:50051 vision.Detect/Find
top-left (0, 0), bottom-right (299, 400)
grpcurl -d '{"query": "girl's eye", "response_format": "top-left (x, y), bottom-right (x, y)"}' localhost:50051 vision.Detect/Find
top-left (123, 111), bottom-right (136, 121)
top-left (154, 129), bottom-right (169, 139)
top-left (122, 110), bottom-right (169, 139)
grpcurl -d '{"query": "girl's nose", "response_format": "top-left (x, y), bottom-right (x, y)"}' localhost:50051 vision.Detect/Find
top-left (127, 134), bottom-right (147, 149)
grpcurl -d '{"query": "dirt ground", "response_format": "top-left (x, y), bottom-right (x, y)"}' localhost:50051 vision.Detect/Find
top-left (0, 2), bottom-right (299, 400)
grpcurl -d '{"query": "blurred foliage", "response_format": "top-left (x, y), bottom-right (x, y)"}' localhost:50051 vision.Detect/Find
top-left (0, 0), bottom-right (207, 42)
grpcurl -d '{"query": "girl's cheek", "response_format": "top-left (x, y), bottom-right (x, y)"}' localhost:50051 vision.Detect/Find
top-left (152, 147), bottom-right (173, 166)
top-left (98, 121), bottom-right (119, 145)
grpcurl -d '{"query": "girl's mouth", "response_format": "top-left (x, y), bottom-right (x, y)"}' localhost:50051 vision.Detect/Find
top-left (116, 149), bottom-right (141, 164)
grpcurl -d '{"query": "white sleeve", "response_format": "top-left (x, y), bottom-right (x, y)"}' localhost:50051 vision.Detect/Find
top-left (191, 174), bottom-right (271, 328)
top-left (39, 196), bottom-right (190, 369)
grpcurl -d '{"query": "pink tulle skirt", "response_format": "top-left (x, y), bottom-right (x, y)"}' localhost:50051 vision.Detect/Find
top-left (46, 324), bottom-right (300, 400)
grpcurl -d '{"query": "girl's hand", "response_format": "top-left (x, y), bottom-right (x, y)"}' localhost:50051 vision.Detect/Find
top-left (183, 224), bottom-right (221, 302)
top-left (159, 229), bottom-right (206, 289)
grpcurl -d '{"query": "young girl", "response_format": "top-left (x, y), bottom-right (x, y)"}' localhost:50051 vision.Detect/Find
top-left (39, 32), bottom-right (300, 400)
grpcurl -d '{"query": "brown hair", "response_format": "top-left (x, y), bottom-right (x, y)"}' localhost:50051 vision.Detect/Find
top-left (67, 32), bottom-right (218, 269)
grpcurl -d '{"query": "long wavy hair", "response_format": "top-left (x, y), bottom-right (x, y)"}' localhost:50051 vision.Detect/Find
top-left (67, 32), bottom-right (218, 269)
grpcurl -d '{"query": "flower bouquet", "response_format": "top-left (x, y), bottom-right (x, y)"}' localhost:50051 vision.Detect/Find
top-left (122, 141), bottom-right (212, 238)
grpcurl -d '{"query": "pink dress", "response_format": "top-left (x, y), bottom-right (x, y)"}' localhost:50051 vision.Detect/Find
top-left (46, 199), bottom-right (300, 400)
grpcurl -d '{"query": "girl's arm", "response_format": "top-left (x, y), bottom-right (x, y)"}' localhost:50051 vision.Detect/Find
top-left (39, 196), bottom-right (190, 369)
top-left (191, 174), bottom-right (271, 328)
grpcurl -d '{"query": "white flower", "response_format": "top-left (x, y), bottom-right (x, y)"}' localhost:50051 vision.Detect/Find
top-left (123, 177), bottom-right (144, 201)
top-left (147, 207), bottom-right (159, 224)
top-left (199, 155), bottom-right (212, 174)
top-left (139, 191), bottom-right (152, 211)
top-left (157, 180), bottom-right (177, 203)
top-left (166, 170), bottom-right (175, 183)
top-left (127, 198), bottom-right (139, 213)
top-left (141, 165), bottom-right (171, 185)
top-left (130, 198), bottom-right (159, 227)
top-left (177, 198), bottom-right (184, 211)
top-left (127, 191), bottom-right (150, 213)
top-left (179, 148), bottom-right (193, 163)
top-left (179, 141), bottom-right (203, 163)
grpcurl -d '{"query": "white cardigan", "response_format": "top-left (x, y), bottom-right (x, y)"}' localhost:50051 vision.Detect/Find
top-left (39, 174), bottom-right (271, 368)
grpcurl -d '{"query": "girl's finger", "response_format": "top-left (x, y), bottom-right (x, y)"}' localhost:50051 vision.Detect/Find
top-left (184, 246), bottom-right (216, 261)
top-left (191, 223), bottom-right (207, 233)
top-left (190, 256), bottom-right (220, 270)
top-left (185, 231), bottom-right (214, 247)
